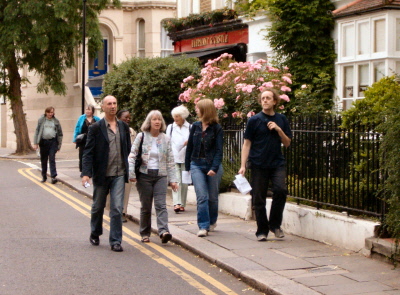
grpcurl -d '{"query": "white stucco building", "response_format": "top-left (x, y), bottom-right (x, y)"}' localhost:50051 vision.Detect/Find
top-left (172, 0), bottom-right (400, 111)
top-left (332, 0), bottom-right (400, 110)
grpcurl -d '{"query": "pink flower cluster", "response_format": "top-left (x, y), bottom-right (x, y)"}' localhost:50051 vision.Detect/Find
top-left (214, 98), bottom-right (225, 109)
top-left (178, 53), bottom-right (292, 120)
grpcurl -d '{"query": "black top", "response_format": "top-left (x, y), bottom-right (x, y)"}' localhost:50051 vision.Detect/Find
top-left (244, 112), bottom-right (292, 169)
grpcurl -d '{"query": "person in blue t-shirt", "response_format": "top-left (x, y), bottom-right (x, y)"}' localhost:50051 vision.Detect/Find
top-left (238, 88), bottom-right (292, 242)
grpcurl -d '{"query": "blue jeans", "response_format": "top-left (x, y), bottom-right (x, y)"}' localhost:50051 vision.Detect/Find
top-left (190, 159), bottom-right (223, 230)
top-left (91, 175), bottom-right (125, 245)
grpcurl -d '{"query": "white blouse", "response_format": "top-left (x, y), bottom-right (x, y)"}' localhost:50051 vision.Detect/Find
top-left (147, 137), bottom-right (159, 169)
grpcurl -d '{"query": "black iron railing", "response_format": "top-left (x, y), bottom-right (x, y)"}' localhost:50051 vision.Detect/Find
top-left (222, 116), bottom-right (386, 218)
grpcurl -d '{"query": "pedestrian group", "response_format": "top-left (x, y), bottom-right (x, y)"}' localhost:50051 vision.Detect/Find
top-left (35, 87), bottom-right (292, 252)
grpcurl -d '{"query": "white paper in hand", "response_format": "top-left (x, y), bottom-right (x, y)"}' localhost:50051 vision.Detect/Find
top-left (233, 174), bottom-right (252, 195)
top-left (182, 171), bottom-right (192, 184)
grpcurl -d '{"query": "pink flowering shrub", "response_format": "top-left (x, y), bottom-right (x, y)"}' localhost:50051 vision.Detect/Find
top-left (179, 53), bottom-right (292, 120)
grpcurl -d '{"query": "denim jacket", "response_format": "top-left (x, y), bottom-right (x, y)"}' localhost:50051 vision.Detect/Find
top-left (128, 132), bottom-right (177, 182)
top-left (185, 121), bottom-right (223, 172)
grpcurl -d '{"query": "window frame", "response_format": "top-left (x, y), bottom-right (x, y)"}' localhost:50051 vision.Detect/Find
top-left (160, 23), bottom-right (174, 57)
top-left (341, 22), bottom-right (355, 60)
top-left (372, 17), bottom-right (387, 55)
top-left (357, 20), bottom-right (370, 57)
top-left (137, 19), bottom-right (146, 58)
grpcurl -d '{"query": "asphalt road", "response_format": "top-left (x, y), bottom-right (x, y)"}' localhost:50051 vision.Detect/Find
top-left (0, 159), bottom-right (263, 295)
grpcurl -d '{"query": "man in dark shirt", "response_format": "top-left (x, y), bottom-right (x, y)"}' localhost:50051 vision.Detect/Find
top-left (239, 88), bottom-right (292, 241)
top-left (81, 95), bottom-right (131, 252)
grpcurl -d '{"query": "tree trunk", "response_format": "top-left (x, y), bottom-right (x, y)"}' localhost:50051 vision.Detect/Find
top-left (6, 53), bottom-right (33, 155)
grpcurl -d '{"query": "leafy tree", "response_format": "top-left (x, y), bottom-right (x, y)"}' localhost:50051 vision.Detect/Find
top-left (101, 56), bottom-right (201, 131)
top-left (232, 0), bottom-right (336, 114)
top-left (0, 0), bottom-right (119, 154)
top-left (232, 0), bottom-right (269, 18)
top-left (265, 0), bottom-right (336, 114)
top-left (292, 72), bottom-right (338, 116)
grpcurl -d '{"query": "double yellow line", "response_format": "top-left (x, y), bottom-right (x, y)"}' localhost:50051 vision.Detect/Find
top-left (18, 168), bottom-right (238, 295)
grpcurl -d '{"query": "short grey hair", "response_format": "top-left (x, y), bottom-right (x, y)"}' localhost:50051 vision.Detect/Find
top-left (171, 105), bottom-right (190, 120)
top-left (141, 110), bottom-right (167, 132)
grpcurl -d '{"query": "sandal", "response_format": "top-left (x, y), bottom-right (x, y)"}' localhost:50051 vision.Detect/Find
top-left (161, 232), bottom-right (172, 244)
top-left (174, 205), bottom-right (181, 213)
top-left (141, 236), bottom-right (150, 243)
top-left (180, 206), bottom-right (185, 212)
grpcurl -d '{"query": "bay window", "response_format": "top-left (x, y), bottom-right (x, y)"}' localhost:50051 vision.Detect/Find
top-left (373, 19), bottom-right (386, 53)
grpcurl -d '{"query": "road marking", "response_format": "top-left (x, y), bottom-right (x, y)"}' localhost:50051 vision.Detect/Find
top-left (19, 168), bottom-right (238, 295)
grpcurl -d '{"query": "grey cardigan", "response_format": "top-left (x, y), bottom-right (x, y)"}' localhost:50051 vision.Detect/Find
top-left (33, 115), bottom-right (63, 150)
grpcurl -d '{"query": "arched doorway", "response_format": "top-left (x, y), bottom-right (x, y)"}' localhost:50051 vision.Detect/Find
top-left (87, 25), bottom-right (111, 97)
top-left (89, 39), bottom-right (108, 78)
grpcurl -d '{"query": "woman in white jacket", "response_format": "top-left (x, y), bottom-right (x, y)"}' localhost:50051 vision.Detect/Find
top-left (166, 106), bottom-right (191, 213)
top-left (128, 110), bottom-right (178, 244)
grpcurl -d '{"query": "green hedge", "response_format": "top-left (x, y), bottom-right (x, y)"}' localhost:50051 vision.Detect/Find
top-left (102, 56), bottom-right (201, 130)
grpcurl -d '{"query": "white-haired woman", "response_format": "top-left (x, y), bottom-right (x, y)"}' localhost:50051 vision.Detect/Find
top-left (166, 105), bottom-right (191, 213)
top-left (128, 110), bottom-right (178, 244)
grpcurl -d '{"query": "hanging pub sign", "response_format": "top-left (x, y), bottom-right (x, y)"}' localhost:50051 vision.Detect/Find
top-left (191, 34), bottom-right (229, 48)
top-left (174, 28), bottom-right (248, 53)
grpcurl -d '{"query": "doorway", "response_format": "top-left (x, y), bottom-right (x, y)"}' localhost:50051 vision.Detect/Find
top-left (89, 39), bottom-right (108, 78)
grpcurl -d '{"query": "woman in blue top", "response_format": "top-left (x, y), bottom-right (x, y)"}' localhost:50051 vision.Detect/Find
top-left (72, 105), bottom-right (100, 172)
top-left (185, 99), bottom-right (223, 237)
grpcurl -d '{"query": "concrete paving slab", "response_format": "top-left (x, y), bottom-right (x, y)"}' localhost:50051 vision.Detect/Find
top-left (276, 265), bottom-right (350, 279)
top-left (342, 271), bottom-right (400, 289)
top-left (293, 274), bottom-right (356, 287)
top-left (216, 256), bottom-right (266, 277)
top-left (242, 269), bottom-right (321, 295)
top-left (305, 253), bottom-right (365, 267)
top-left (234, 247), bottom-right (317, 271)
top-left (278, 244), bottom-right (354, 259)
top-left (312, 281), bottom-right (395, 295)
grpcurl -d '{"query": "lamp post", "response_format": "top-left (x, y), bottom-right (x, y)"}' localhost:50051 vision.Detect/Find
top-left (81, 0), bottom-right (87, 115)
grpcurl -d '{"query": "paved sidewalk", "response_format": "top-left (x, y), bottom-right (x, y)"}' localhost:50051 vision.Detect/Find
top-left (2, 148), bottom-right (400, 295)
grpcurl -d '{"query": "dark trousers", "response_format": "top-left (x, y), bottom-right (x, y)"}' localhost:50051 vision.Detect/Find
top-left (78, 144), bottom-right (85, 172)
top-left (251, 166), bottom-right (287, 237)
top-left (39, 138), bottom-right (58, 179)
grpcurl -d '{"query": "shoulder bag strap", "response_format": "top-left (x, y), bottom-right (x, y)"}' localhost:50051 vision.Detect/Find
top-left (138, 132), bottom-right (144, 157)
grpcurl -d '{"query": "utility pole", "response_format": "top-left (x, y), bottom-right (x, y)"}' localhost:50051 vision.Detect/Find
top-left (81, 0), bottom-right (87, 114)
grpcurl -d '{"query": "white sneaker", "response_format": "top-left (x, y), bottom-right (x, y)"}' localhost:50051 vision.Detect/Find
top-left (197, 229), bottom-right (208, 237)
top-left (209, 223), bottom-right (217, 232)
top-left (257, 234), bottom-right (268, 241)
